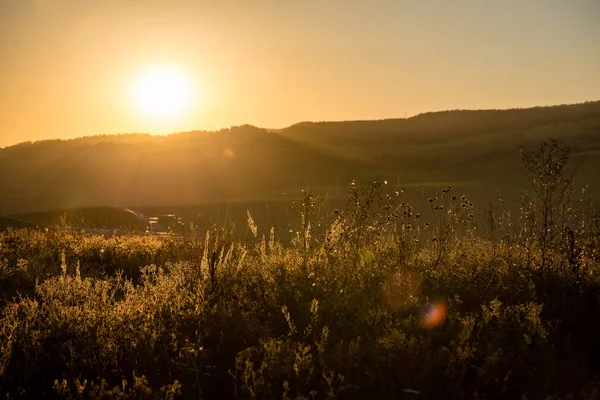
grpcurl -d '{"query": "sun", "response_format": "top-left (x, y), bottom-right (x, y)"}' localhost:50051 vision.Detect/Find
top-left (132, 65), bottom-right (195, 123)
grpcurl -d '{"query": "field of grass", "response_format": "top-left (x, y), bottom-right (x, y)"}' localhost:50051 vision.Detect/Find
top-left (1, 140), bottom-right (599, 399)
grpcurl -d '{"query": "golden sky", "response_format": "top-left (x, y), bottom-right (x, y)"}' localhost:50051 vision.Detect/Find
top-left (1, 0), bottom-right (599, 148)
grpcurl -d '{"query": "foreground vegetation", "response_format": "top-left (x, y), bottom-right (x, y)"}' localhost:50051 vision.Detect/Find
top-left (1, 140), bottom-right (600, 399)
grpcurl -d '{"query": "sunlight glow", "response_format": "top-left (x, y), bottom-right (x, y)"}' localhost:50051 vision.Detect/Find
top-left (222, 147), bottom-right (235, 158)
top-left (420, 299), bottom-right (448, 329)
top-left (132, 65), bottom-right (195, 123)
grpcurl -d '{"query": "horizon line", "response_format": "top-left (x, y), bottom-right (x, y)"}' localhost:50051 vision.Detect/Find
top-left (2, 99), bottom-right (599, 150)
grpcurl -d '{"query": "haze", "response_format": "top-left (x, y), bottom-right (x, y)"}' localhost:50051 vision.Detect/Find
top-left (1, 0), bottom-right (599, 148)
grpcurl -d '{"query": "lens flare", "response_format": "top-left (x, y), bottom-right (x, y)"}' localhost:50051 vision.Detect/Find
top-left (222, 147), bottom-right (235, 158)
top-left (420, 299), bottom-right (448, 329)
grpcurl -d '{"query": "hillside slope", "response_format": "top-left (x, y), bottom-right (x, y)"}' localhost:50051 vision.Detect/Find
top-left (1, 102), bottom-right (599, 216)
top-left (0, 125), bottom-right (376, 215)
top-left (279, 101), bottom-right (600, 200)
top-left (280, 101), bottom-right (600, 147)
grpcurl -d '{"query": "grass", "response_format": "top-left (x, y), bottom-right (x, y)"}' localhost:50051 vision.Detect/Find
top-left (0, 139), bottom-right (599, 399)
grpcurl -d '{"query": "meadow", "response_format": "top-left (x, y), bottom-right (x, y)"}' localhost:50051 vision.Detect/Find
top-left (1, 139), bottom-right (599, 399)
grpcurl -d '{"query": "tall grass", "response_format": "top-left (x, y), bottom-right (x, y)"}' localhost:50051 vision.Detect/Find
top-left (0, 139), bottom-right (599, 399)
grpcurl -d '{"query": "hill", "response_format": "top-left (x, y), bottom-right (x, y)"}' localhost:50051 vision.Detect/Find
top-left (278, 101), bottom-right (600, 201)
top-left (0, 125), bottom-right (376, 216)
top-left (281, 101), bottom-right (600, 147)
top-left (0, 216), bottom-right (37, 230)
top-left (12, 206), bottom-right (149, 231)
top-left (1, 101), bottom-right (600, 218)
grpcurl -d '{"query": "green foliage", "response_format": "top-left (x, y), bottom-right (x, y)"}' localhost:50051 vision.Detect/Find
top-left (1, 139), bottom-right (600, 398)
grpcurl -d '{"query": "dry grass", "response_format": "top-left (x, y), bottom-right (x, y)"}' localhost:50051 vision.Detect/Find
top-left (0, 140), bottom-right (599, 399)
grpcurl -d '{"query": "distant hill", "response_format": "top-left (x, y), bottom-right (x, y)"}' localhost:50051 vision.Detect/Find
top-left (12, 206), bottom-right (149, 231)
top-left (0, 125), bottom-right (376, 215)
top-left (0, 216), bottom-right (37, 230)
top-left (278, 101), bottom-right (600, 201)
top-left (281, 101), bottom-right (600, 147)
top-left (1, 101), bottom-right (599, 217)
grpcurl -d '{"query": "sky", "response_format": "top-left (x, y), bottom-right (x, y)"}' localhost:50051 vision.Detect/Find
top-left (0, 0), bottom-right (599, 148)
